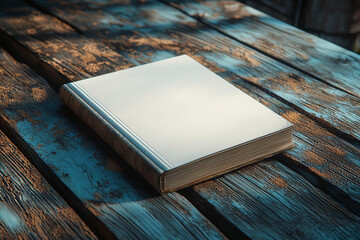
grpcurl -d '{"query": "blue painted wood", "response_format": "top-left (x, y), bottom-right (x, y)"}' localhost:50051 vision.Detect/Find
top-left (192, 160), bottom-right (360, 240)
top-left (165, 0), bottom-right (360, 98)
top-left (0, 3), bottom-right (224, 239)
top-left (233, 79), bottom-right (360, 203)
top-left (0, 103), bottom-right (95, 238)
top-left (0, 0), bottom-right (360, 239)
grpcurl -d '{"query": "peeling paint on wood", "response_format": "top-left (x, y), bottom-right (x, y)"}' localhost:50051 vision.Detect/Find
top-left (0, 129), bottom-right (96, 239)
top-left (192, 161), bottom-right (360, 240)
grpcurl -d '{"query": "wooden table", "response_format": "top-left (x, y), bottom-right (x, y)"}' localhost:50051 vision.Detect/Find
top-left (0, 0), bottom-right (359, 239)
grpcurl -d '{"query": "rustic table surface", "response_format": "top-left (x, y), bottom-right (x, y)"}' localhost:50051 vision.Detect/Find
top-left (0, 0), bottom-right (359, 239)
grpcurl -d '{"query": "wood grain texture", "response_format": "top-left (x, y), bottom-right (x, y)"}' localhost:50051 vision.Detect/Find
top-left (0, 0), bottom-right (360, 239)
top-left (236, 79), bottom-right (360, 209)
top-left (187, 160), bottom-right (360, 240)
top-left (0, 129), bottom-right (96, 239)
top-left (164, 0), bottom-right (360, 97)
top-left (27, 0), bottom-right (360, 146)
top-left (0, 43), bottom-right (224, 240)
top-left (27, 0), bottom-right (360, 207)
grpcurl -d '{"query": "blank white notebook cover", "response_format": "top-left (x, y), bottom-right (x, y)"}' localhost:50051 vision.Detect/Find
top-left (67, 55), bottom-right (291, 167)
top-left (61, 55), bottom-right (293, 191)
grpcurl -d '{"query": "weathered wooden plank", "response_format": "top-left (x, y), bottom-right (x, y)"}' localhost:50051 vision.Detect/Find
top-left (0, 31), bottom-right (225, 240)
top-left (0, 129), bottom-right (96, 239)
top-left (26, 0), bottom-right (360, 205)
top-left (185, 160), bottom-right (360, 240)
top-left (28, 0), bottom-right (360, 145)
top-left (1, 0), bottom-right (360, 239)
top-left (0, 2), bottom-right (132, 91)
top-left (164, 0), bottom-right (360, 97)
top-left (238, 80), bottom-right (360, 207)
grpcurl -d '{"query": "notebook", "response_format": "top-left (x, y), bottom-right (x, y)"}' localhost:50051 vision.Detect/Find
top-left (60, 55), bottom-right (294, 193)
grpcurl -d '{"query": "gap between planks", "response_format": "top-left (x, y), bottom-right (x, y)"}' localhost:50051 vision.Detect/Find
top-left (0, 27), bottom-right (116, 239)
top-left (0, 114), bottom-right (118, 239)
top-left (278, 153), bottom-right (360, 216)
top-left (179, 187), bottom-right (251, 240)
top-left (0, 129), bottom-right (97, 239)
top-left (24, 0), bottom-right (84, 35)
top-left (239, 77), bottom-right (360, 149)
top-left (0, 30), bottom-right (69, 92)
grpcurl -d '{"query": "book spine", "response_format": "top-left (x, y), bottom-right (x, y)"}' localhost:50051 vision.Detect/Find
top-left (59, 84), bottom-right (165, 192)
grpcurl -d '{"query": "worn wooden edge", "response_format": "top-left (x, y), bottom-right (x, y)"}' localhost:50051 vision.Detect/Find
top-left (162, 0), bottom-right (360, 98)
top-left (239, 77), bottom-right (360, 148)
top-left (0, 29), bottom-right (69, 92)
top-left (236, 0), bottom-right (299, 24)
top-left (278, 153), bottom-right (360, 215)
top-left (0, 127), bottom-right (97, 239)
top-left (179, 187), bottom-right (251, 240)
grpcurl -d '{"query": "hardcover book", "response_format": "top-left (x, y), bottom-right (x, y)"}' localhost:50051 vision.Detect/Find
top-left (60, 55), bottom-right (294, 193)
